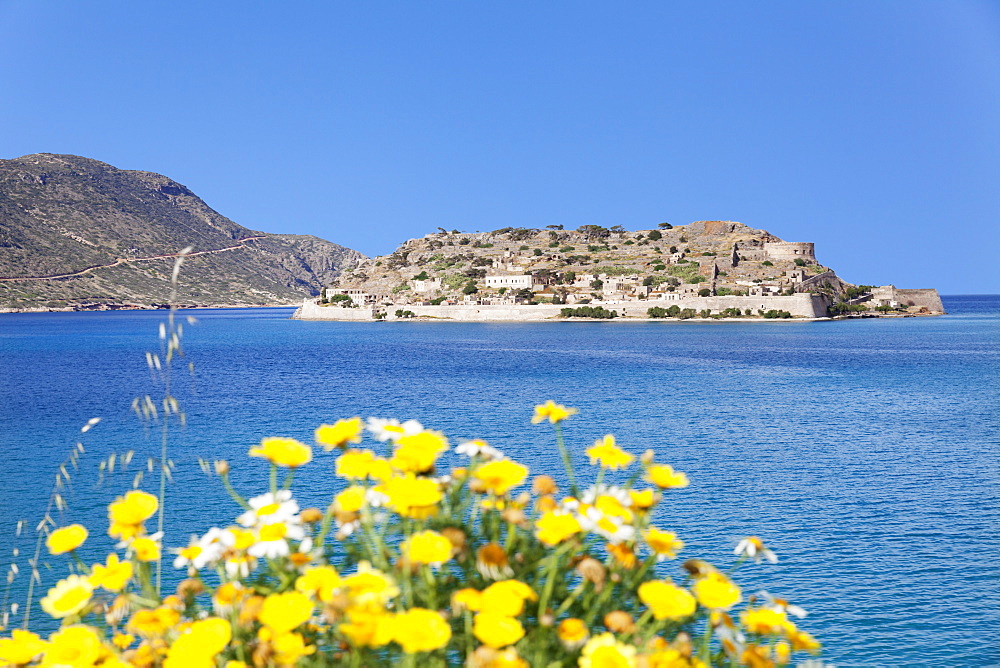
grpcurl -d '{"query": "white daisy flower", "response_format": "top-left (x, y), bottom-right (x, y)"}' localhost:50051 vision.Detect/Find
top-left (173, 528), bottom-right (228, 570)
top-left (237, 490), bottom-right (300, 528)
top-left (758, 591), bottom-right (807, 618)
top-left (366, 417), bottom-right (423, 442)
top-left (734, 536), bottom-right (778, 564)
top-left (454, 439), bottom-right (504, 460)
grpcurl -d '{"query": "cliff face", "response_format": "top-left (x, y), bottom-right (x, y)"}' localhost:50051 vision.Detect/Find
top-left (0, 154), bottom-right (365, 308)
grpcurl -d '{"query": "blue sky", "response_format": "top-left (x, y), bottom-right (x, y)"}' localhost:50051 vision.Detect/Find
top-left (2, 1), bottom-right (998, 293)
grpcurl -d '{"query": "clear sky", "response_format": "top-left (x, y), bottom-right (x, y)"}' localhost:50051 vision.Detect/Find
top-left (2, 1), bottom-right (998, 294)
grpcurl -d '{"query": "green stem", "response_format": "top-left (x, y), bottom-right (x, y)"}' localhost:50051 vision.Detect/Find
top-left (269, 464), bottom-right (278, 495)
top-left (583, 580), bottom-right (616, 626)
top-left (699, 616), bottom-right (713, 663)
top-left (421, 566), bottom-right (439, 609)
top-left (315, 502), bottom-right (337, 550)
top-left (554, 581), bottom-right (588, 617)
top-left (220, 473), bottom-right (250, 510)
top-left (554, 424), bottom-right (579, 497)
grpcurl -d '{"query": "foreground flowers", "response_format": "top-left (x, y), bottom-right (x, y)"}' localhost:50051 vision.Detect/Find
top-left (5, 402), bottom-right (821, 667)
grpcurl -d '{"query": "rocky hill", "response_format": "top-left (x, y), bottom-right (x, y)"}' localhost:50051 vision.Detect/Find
top-left (0, 154), bottom-right (365, 309)
top-left (327, 221), bottom-right (853, 305)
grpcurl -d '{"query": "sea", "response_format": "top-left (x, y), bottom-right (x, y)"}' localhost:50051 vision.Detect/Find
top-left (1, 295), bottom-right (997, 666)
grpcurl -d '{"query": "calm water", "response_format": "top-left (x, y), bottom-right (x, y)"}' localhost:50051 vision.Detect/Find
top-left (1, 296), bottom-right (998, 665)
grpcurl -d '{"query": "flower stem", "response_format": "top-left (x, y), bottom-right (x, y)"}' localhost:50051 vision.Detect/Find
top-left (554, 424), bottom-right (578, 497)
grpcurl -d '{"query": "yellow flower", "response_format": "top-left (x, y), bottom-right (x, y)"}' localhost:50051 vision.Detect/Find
top-left (531, 400), bottom-right (577, 424)
top-left (342, 562), bottom-right (400, 612)
top-left (401, 530), bottom-right (453, 566)
top-left (535, 511), bottom-right (582, 546)
top-left (480, 580), bottom-right (537, 617)
top-left (131, 536), bottom-right (161, 562)
top-left (336, 449), bottom-right (392, 480)
top-left (586, 435), bottom-right (633, 469)
top-left (89, 553), bottom-right (134, 592)
top-left (390, 430), bottom-right (448, 473)
top-left (556, 617), bottom-right (589, 650)
top-left (108, 490), bottom-right (159, 539)
top-left (334, 485), bottom-right (367, 513)
top-left (339, 611), bottom-right (397, 648)
top-left (259, 591), bottom-right (313, 634)
top-left (315, 417), bottom-right (363, 450)
top-left (267, 629), bottom-right (316, 665)
top-left (473, 612), bottom-right (525, 648)
top-left (607, 543), bottom-right (637, 569)
top-left (693, 572), bottom-right (741, 610)
top-left (40, 574), bottom-right (93, 619)
top-left (295, 565), bottom-right (343, 602)
top-left (393, 608), bottom-right (452, 653)
top-left (629, 488), bottom-right (656, 509)
top-left (0, 629), bottom-right (48, 664)
top-left (452, 587), bottom-right (483, 613)
top-left (128, 606), bottom-right (180, 637)
top-left (594, 495), bottom-right (633, 522)
top-left (789, 630), bottom-right (821, 652)
top-left (163, 617), bottom-right (231, 668)
top-left (579, 632), bottom-right (637, 668)
top-left (249, 437), bottom-right (312, 468)
top-left (41, 626), bottom-right (104, 667)
top-left (741, 608), bottom-right (796, 636)
top-left (645, 528), bottom-right (684, 559)
top-left (637, 580), bottom-right (697, 620)
top-left (646, 465), bottom-right (690, 489)
top-left (382, 474), bottom-right (442, 518)
top-left (473, 460), bottom-right (529, 495)
top-left (112, 633), bottom-right (135, 650)
top-left (46, 524), bottom-right (88, 555)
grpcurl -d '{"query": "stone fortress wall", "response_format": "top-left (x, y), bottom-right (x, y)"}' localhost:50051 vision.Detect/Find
top-left (293, 293), bottom-right (831, 322)
top-left (761, 242), bottom-right (816, 262)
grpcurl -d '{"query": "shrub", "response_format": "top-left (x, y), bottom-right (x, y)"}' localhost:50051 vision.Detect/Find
top-left (429, 296), bottom-right (447, 305)
top-left (698, 288), bottom-right (711, 297)
top-left (394, 309), bottom-right (416, 318)
top-left (330, 293), bottom-right (353, 305)
top-left (648, 230), bottom-right (662, 241)
top-left (412, 271), bottom-right (429, 281)
top-left (794, 258), bottom-right (806, 267)
top-left (533, 248), bottom-right (543, 256)
top-left (762, 261), bottom-right (773, 267)
top-left (560, 306), bottom-right (618, 319)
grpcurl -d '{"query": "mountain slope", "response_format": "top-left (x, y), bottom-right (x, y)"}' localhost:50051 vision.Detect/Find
top-left (0, 154), bottom-right (365, 309)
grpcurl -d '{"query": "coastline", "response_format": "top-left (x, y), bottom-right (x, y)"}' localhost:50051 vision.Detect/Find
top-left (0, 302), bottom-right (301, 315)
top-left (291, 296), bottom-right (944, 323)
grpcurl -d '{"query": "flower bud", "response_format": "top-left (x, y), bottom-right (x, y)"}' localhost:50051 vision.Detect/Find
top-left (604, 610), bottom-right (635, 633)
top-left (575, 557), bottom-right (606, 592)
top-left (177, 578), bottom-right (204, 598)
top-left (641, 449), bottom-right (655, 464)
top-left (501, 508), bottom-right (527, 526)
top-left (300, 507), bottom-right (324, 523)
top-left (213, 459), bottom-right (230, 476)
top-left (440, 525), bottom-right (465, 546)
top-left (532, 475), bottom-right (558, 495)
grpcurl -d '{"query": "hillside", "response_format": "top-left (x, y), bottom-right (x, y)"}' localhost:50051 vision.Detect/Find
top-left (320, 222), bottom-right (944, 319)
top-left (329, 222), bottom-right (845, 303)
top-left (0, 154), bottom-right (365, 309)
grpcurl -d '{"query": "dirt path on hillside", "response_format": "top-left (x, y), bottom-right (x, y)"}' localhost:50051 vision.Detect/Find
top-left (0, 236), bottom-right (266, 282)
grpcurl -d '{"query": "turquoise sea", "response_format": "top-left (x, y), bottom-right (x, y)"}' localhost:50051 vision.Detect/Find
top-left (1, 296), bottom-right (998, 665)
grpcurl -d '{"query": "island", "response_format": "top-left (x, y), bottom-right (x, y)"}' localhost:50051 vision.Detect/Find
top-left (292, 221), bottom-right (944, 322)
